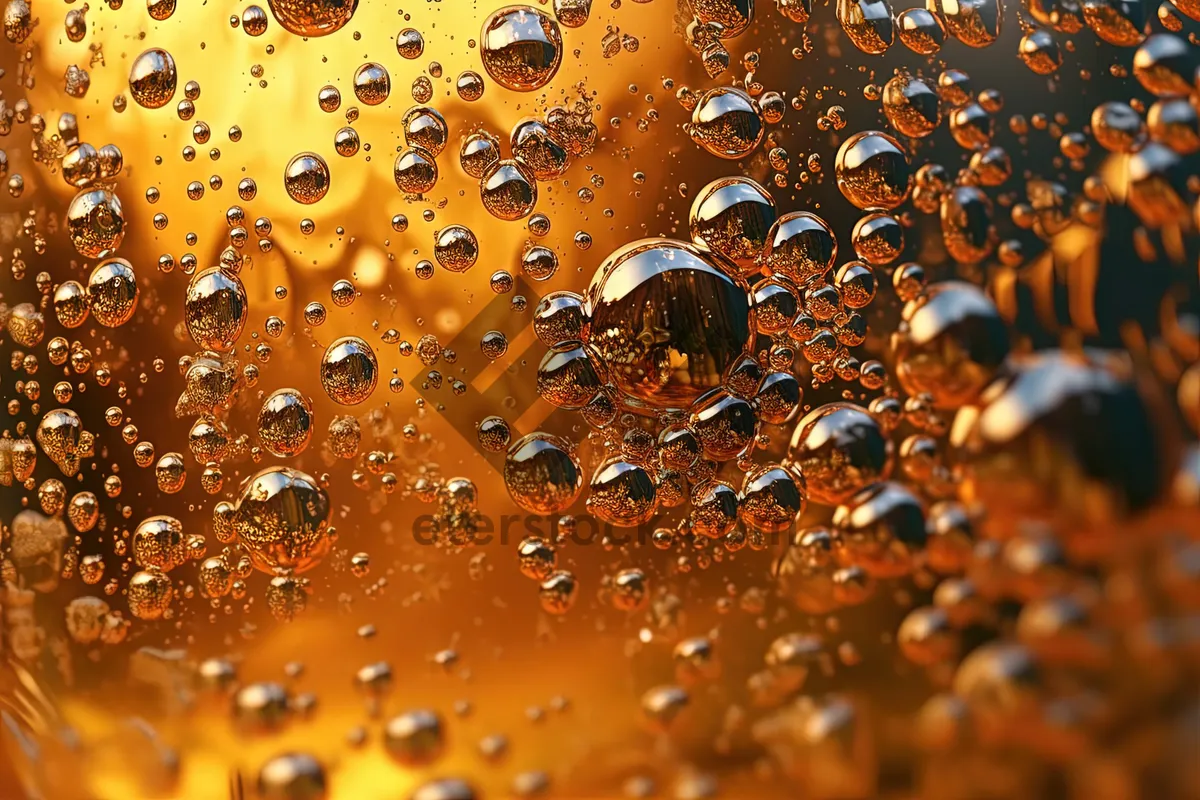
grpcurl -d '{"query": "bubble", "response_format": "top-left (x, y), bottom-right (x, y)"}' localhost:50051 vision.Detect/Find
top-left (539, 570), bottom-right (579, 613)
top-left (940, 185), bottom-right (996, 263)
top-left (588, 459), bottom-right (657, 526)
top-left (133, 515), bottom-right (187, 572)
top-left (67, 188), bottom-right (125, 257)
top-left (67, 491), bottom-right (99, 533)
top-left (641, 685), bottom-right (690, 730)
top-left (231, 466), bottom-right (331, 574)
top-left (320, 336), bottom-right (378, 405)
top-left (739, 464), bottom-right (806, 533)
top-left (893, 281), bottom-right (1009, 409)
top-left (835, 131), bottom-right (910, 211)
top-left (128, 568), bottom-right (174, 620)
top-left (529, 212), bottom-right (552, 236)
top-left (968, 146), bottom-right (1012, 186)
top-left (761, 211), bottom-right (837, 284)
top-left (928, 0), bottom-right (1002, 47)
top-left (689, 479), bottom-right (738, 538)
top-left (318, 85), bottom-right (341, 112)
top-left (334, 127), bottom-right (360, 157)
top-left (937, 68), bottom-right (973, 107)
top-left (267, 0), bottom-right (357, 37)
top-left (259, 389), bottom-right (315, 457)
top-left (688, 177), bottom-right (777, 275)
top-left (409, 779), bottom-right (478, 800)
top-left (836, 0), bottom-right (894, 55)
top-left (953, 642), bottom-right (1042, 727)
top-left (460, 131), bottom-right (501, 178)
top-left (480, 159), bottom-right (537, 220)
top-left (353, 62), bottom-right (391, 105)
top-left (692, 0), bottom-right (754, 36)
top-left (755, 370), bottom-right (802, 424)
top-left (185, 267), bottom-right (248, 350)
top-left (384, 710), bottom-right (445, 766)
top-left (688, 388), bottom-right (757, 460)
top-left (951, 350), bottom-right (1165, 512)
top-left (1132, 34), bottom-right (1195, 97)
top-left (833, 260), bottom-right (878, 308)
top-left (327, 416), bottom-right (361, 458)
top-left (1148, 98), bottom-right (1200, 153)
top-left (394, 147), bottom-right (439, 195)
top-left (689, 87), bottom-right (764, 160)
top-left (882, 73), bottom-right (941, 138)
top-left (155, 452), bottom-right (187, 493)
top-left (37, 408), bottom-right (83, 476)
top-left (480, 6), bottom-right (563, 91)
top-left (582, 238), bottom-right (754, 410)
top-left (284, 152), bottom-right (330, 205)
top-left (234, 681), bottom-right (292, 732)
top-left (786, 403), bottom-right (893, 506)
top-left (477, 416), bottom-right (511, 451)
top-left (433, 225), bottom-right (479, 273)
top-left (537, 342), bottom-right (605, 408)
top-left (898, 606), bottom-right (959, 665)
top-left (832, 481), bottom-right (926, 577)
top-left (396, 27), bottom-right (424, 58)
top-left (52, 280), bottom-right (89, 329)
top-left (554, 0), bottom-right (593, 26)
top-left (504, 432), bottom-right (582, 513)
top-left (404, 106), bottom-right (448, 156)
top-left (256, 752), bottom-right (327, 800)
top-left (511, 118), bottom-right (570, 180)
top-left (1082, 0), bottom-right (1146, 45)
top-left (128, 48), bottom-right (177, 109)
top-left (1019, 28), bottom-right (1063, 75)
top-left (521, 245), bottom-right (559, 280)
top-left (240, 5), bottom-right (268, 34)
top-left (533, 292), bottom-right (585, 344)
top-left (850, 212), bottom-right (904, 265)
top-left (896, 8), bottom-right (945, 53)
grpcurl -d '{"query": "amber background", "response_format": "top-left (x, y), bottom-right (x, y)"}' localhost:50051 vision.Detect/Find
top-left (1, 0), bottom-right (1198, 797)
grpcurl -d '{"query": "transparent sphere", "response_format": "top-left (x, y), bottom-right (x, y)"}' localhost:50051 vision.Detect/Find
top-left (893, 281), bottom-right (1010, 409)
top-left (787, 402), bottom-right (893, 505)
top-left (835, 130), bottom-right (911, 210)
top-left (231, 466), bottom-right (332, 574)
top-left (688, 177), bottom-right (777, 275)
top-left (267, 0), bottom-right (357, 37)
top-left (480, 6), bottom-right (563, 91)
top-left (950, 350), bottom-right (1167, 513)
top-left (504, 432), bottom-right (582, 514)
top-left (584, 238), bottom-right (755, 410)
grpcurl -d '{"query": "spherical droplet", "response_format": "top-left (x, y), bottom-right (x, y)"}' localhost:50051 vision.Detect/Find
top-left (893, 281), bottom-right (1010, 409)
top-left (584, 238), bottom-right (754, 409)
top-left (480, 6), bottom-right (563, 92)
top-left (835, 130), bottom-right (911, 210)
top-left (688, 177), bottom-right (777, 275)
top-left (128, 48), bottom-right (177, 109)
top-left (689, 87), bottom-right (764, 160)
top-left (284, 152), bottom-right (331, 205)
top-left (232, 466), bottom-right (332, 574)
top-left (267, 0), bottom-right (357, 37)
top-left (320, 336), bottom-right (378, 405)
top-left (787, 402), bottom-right (893, 506)
top-left (185, 267), bottom-right (248, 350)
top-left (67, 188), bottom-right (125, 257)
top-left (259, 389), bottom-right (315, 457)
top-left (504, 432), bottom-right (582, 513)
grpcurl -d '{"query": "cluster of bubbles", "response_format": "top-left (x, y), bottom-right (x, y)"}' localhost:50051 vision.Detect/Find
top-left (1, 0), bottom-right (1199, 795)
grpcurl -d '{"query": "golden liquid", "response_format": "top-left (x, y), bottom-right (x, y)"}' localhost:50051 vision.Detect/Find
top-left (1, 0), bottom-right (1199, 798)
